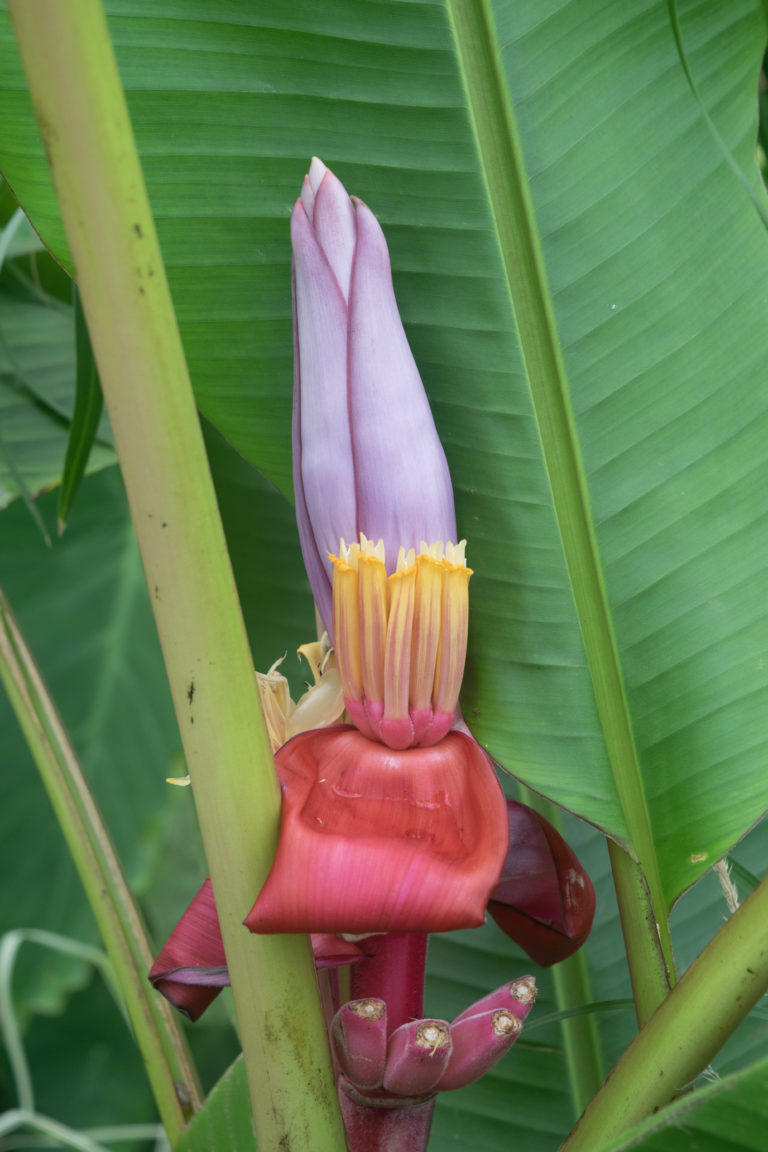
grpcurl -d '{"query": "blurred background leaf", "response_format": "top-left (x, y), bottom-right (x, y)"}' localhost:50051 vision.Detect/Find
top-left (1, 1), bottom-right (768, 1148)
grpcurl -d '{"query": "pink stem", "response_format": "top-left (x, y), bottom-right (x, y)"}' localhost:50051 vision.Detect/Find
top-left (341, 933), bottom-right (434, 1151)
top-left (338, 1078), bottom-right (436, 1152)
top-left (350, 933), bottom-right (428, 1030)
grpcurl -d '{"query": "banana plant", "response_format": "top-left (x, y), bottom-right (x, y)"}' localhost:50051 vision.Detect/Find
top-left (1, 1), bottom-right (767, 1150)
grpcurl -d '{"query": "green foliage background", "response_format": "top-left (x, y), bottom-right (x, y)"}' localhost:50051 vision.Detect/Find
top-left (1, 1), bottom-right (767, 1149)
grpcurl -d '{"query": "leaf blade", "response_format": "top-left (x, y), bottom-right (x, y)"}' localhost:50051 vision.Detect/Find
top-left (57, 285), bottom-right (104, 532)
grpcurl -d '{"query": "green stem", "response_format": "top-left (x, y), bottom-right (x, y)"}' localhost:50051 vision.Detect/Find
top-left (560, 872), bottom-right (768, 1150)
top-left (0, 1109), bottom-right (111, 1152)
top-left (0, 590), bottom-right (200, 1141)
top-left (551, 947), bottom-right (604, 1117)
top-left (445, 0), bottom-right (674, 1021)
top-left (608, 841), bottom-right (673, 1027)
top-left (518, 788), bottom-right (604, 1112)
top-left (6, 3), bottom-right (346, 1148)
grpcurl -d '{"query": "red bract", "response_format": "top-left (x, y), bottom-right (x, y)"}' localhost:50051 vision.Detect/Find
top-left (148, 877), bottom-right (227, 1021)
top-left (487, 800), bottom-right (596, 965)
top-left (149, 875), bottom-right (364, 1021)
top-left (245, 725), bottom-right (509, 935)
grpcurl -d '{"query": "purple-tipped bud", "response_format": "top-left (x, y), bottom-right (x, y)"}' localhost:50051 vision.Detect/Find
top-left (487, 801), bottom-right (596, 965)
top-left (292, 158), bottom-right (456, 636)
top-left (332, 999), bottom-right (389, 1090)
top-left (436, 1008), bottom-right (522, 1092)
top-left (383, 1019), bottom-right (452, 1096)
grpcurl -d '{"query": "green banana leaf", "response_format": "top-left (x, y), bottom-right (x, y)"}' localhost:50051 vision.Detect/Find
top-left (0, 271), bottom-right (114, 510)
top-left (1, 0), bottom-right (767, 916)
top-left (596, 1052), bottom-right (768, 1152)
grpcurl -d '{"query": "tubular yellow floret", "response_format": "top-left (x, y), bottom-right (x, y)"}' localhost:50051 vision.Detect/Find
top-left (384, 558), bottom-right (417, 728)
top-left (330, 553), bottom-right (364, 703)
top-left (330, 535), bottom-right (471, 748)
top-left (433, 560), bottom-right (471, 716)
top-left (357, 549), bottom-right (388, 707)
top-left (409, 552), bottom-right (446, 713)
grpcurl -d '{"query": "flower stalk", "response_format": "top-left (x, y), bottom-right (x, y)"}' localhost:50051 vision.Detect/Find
top-left (6, 5), bottom-right (345, 1147)
top-left (338, 1081), bottom-right (437, 1152)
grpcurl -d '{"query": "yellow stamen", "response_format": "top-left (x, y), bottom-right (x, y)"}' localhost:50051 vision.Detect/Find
top-left (384, 558), bottom-right (417, 726)
top-left (409, 551), bottom-right (445, 713)
top-left (433, 557), bottom-right (471, 716)
top-left (358, 549), bottom-right (388, 705)
top-left (330, 535), bottom-right (471, 748)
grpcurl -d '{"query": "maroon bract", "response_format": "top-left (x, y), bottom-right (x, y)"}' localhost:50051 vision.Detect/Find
top-left (149, 877), bottom-right (227, 1021)
top-left (487, 800), bottom-right (596, 965)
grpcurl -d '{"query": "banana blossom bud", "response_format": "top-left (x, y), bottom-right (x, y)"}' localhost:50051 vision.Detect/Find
top-left (293, 159), bottom-right (469, 748)
top-left (292, 157), bottom-right (456, 640)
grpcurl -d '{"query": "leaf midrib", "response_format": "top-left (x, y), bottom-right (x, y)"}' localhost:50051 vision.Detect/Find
top-left (444, 0), bottom-right (671, 954)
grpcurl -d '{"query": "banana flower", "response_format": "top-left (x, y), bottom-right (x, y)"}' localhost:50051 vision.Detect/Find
top-left (146, 159), bottom-right (598, 1152)
top-left (245, 160), bottom-right (510, 936)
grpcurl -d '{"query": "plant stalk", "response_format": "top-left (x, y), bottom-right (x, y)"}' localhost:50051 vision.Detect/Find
top-left (0, 590), bottom-right (200, 1141)
top-left (342, 933), bottom-right (434, 1151)
top-left (560, 871), bottom-right (768, 1150)
top-left (349, 934), bottom-right (428, 1031)
top-left (608, 841), bottom-right (673, 1026)
top-left (6, 3), bottom-right (346, 1147)
top-left (550, 941), bottom-right (604, 1116)
top-left (338, 1081), bottom-right (436, 1152)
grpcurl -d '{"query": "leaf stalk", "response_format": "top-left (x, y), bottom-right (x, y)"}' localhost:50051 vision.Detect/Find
top-left (560, 871), bottom-right (768, 1150)
top-left (0, 589), bottom-right (200, 1141)
top-left (5, 2), bottom-right (346, 1147)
